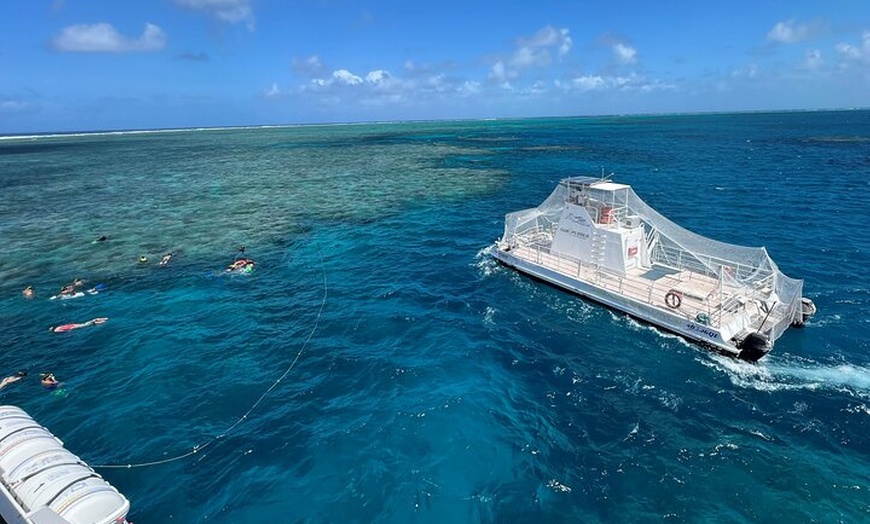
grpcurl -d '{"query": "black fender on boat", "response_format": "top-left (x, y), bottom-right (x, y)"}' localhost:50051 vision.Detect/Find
top-left (738, 332), bottom-right (770, 362)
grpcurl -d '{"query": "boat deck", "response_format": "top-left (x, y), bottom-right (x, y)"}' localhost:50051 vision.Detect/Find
top-left (505, 242), bottom-right (766, 336)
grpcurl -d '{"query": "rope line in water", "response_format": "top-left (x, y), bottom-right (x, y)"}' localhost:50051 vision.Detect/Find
top-left (93, 250), bottom-right (328, 469)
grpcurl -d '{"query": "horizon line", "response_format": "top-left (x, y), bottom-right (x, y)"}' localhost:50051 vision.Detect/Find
top-left (1, 106), bottom-right (866, 141)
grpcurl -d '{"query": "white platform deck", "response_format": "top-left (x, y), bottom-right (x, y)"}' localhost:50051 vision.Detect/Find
top-left (506, 243), bottom-right (765, 335)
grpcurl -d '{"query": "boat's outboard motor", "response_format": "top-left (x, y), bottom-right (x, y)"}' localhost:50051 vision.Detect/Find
top-left (738, 332), bottom-right (770, 362)
top-left (792, 297), bottom-right (817, 327)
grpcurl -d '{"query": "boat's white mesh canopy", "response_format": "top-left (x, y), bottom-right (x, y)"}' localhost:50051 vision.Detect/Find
top-left (501, 176), bottom-right (804, 342)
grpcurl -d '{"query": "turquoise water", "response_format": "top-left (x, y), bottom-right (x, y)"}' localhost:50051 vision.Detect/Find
top-left (1, 111), bottom-right (868, 523)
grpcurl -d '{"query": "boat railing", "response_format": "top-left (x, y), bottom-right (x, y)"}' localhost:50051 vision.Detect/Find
top-left (752, 273), bottom-right (775, 294)
top-left (594, 265), bottom-right (703, 321)
top-left (513, 226), bottom-right (553, 245)
top-left (514, 240), bottom-right (792, 333)
top-left (521, 243), bottom-right (669, 316)
top-left (709, 294), bottom-right (744, 329)
top-left (516, 242), bottom-right (740, 329)
top-left (653, 244), bottom-right (759, 284)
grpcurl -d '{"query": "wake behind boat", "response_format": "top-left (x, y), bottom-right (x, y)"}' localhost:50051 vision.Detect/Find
top-left (492, 176), bottom-right (815, 362)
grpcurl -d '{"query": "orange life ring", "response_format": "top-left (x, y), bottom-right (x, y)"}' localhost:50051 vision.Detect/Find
top-left (665, 290), bottom-right (682, 309)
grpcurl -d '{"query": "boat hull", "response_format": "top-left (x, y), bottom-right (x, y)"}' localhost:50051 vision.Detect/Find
top-left (493, 246), bottom-right (766, 361)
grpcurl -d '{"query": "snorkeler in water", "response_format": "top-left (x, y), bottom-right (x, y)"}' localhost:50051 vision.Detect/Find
top-left (50, 317), bottom-right (108, 333)
top-left (57, 278), bottom-right (85, 296)
top-left (159, 253), bottom-right (173, 266)
top-left (226, 258), bottom-right (255, 271)
top-left (40, 373), bottom-right (59, 390)
top-left (22, 286), bottom-right (34, 299)
top-left (0, 370), bottom-right (27, 390)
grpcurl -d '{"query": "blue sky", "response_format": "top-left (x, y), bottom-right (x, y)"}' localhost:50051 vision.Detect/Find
top-left (1, 0), bottom-right (869, 132)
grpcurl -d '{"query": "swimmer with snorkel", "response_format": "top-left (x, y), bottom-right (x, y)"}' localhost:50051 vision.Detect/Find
top-left (0, 370), bottom-right (27, 391)
top-left (226, 246), bottom-right (255, 272)
top-left (57, 278), bottom-right (86, 297)
top-left (50, 317), bottom-right (107, 333)
top-left (40, 373), bottom-right (59, 390)
top-left (226, 259), bottom-right (255, 272)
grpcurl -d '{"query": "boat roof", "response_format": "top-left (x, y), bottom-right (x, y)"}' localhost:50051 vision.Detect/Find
top-left (590, 181), bottom-right (630, 192)
top-left (561, 176), bottom-right (631, 192)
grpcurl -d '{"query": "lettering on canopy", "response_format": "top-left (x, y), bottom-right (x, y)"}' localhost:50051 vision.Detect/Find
top-left (552, 204), bottom-right (595, 263)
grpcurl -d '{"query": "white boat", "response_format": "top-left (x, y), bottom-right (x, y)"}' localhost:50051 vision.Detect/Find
top-left (0, 405), bottom-right (131, 524)
top-left (492, 176), bottom-right (815, 361)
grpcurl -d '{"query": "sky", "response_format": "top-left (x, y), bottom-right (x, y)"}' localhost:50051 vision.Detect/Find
top-left (1, 0), bottom-right (869, 133)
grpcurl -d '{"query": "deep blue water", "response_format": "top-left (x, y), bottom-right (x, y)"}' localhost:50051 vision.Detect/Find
top-left (1, 111), bottom-right (869, 523)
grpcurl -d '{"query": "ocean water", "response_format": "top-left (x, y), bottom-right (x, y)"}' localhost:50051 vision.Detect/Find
top-left (0, 111), bottom-right (868, 523)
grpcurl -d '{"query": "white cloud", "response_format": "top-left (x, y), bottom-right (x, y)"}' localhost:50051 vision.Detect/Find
top-left (835, 42), bottom-right (861, 60)
top-left (557, 73), bottom-right (675, 93)
top-left (304, 67), bottom-right (423, 108)
top-left (730, 63), bottom-right (760, 79)
top-left (566, 75), bottom-right (606, 91)
top-left (52, 23), bottom-right (166, 53)
top-left (264, 83), bottom-right (280, 98)
top-left (767, 19), bottom-right (827, 43)
top-left (489, 60), bottom-right (515, 83)
top-left (513, 46), bottom-right (548, 68)
top-left (523, 81), bottom-right (548, 96)
top-left (518, 26), bottom-right (572, 57)
top-left (421, 74), bottom-right (445, 92)
top-left (175, 0), bottom-right (255, 31)
top-left (458, 81), bottom-right (481, 96)
top-left (332, 69), bottom-right (364, 85)
top-left (801, 49), bottom-right (823, 70)
top-left (489, 26), bottom-right (572, 82)
top-left (300, 64), bottom-right (488, 109)
top-left (835, 31), bottom-right (870, 62)
top-left (511, 26), bottom-right (572, 67)
top-left (613, 43), bottom-right (637, 64)
top-left (292, 55), bottom-right (325, 76)
top-left (311, 69), bottom-right (394, 89)
top-left (365, 70), bottom-right (390, 85)
top-left (0, 99), bottom-right (33, 113)
top-left (403, 59), bottom-right (458, 77)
